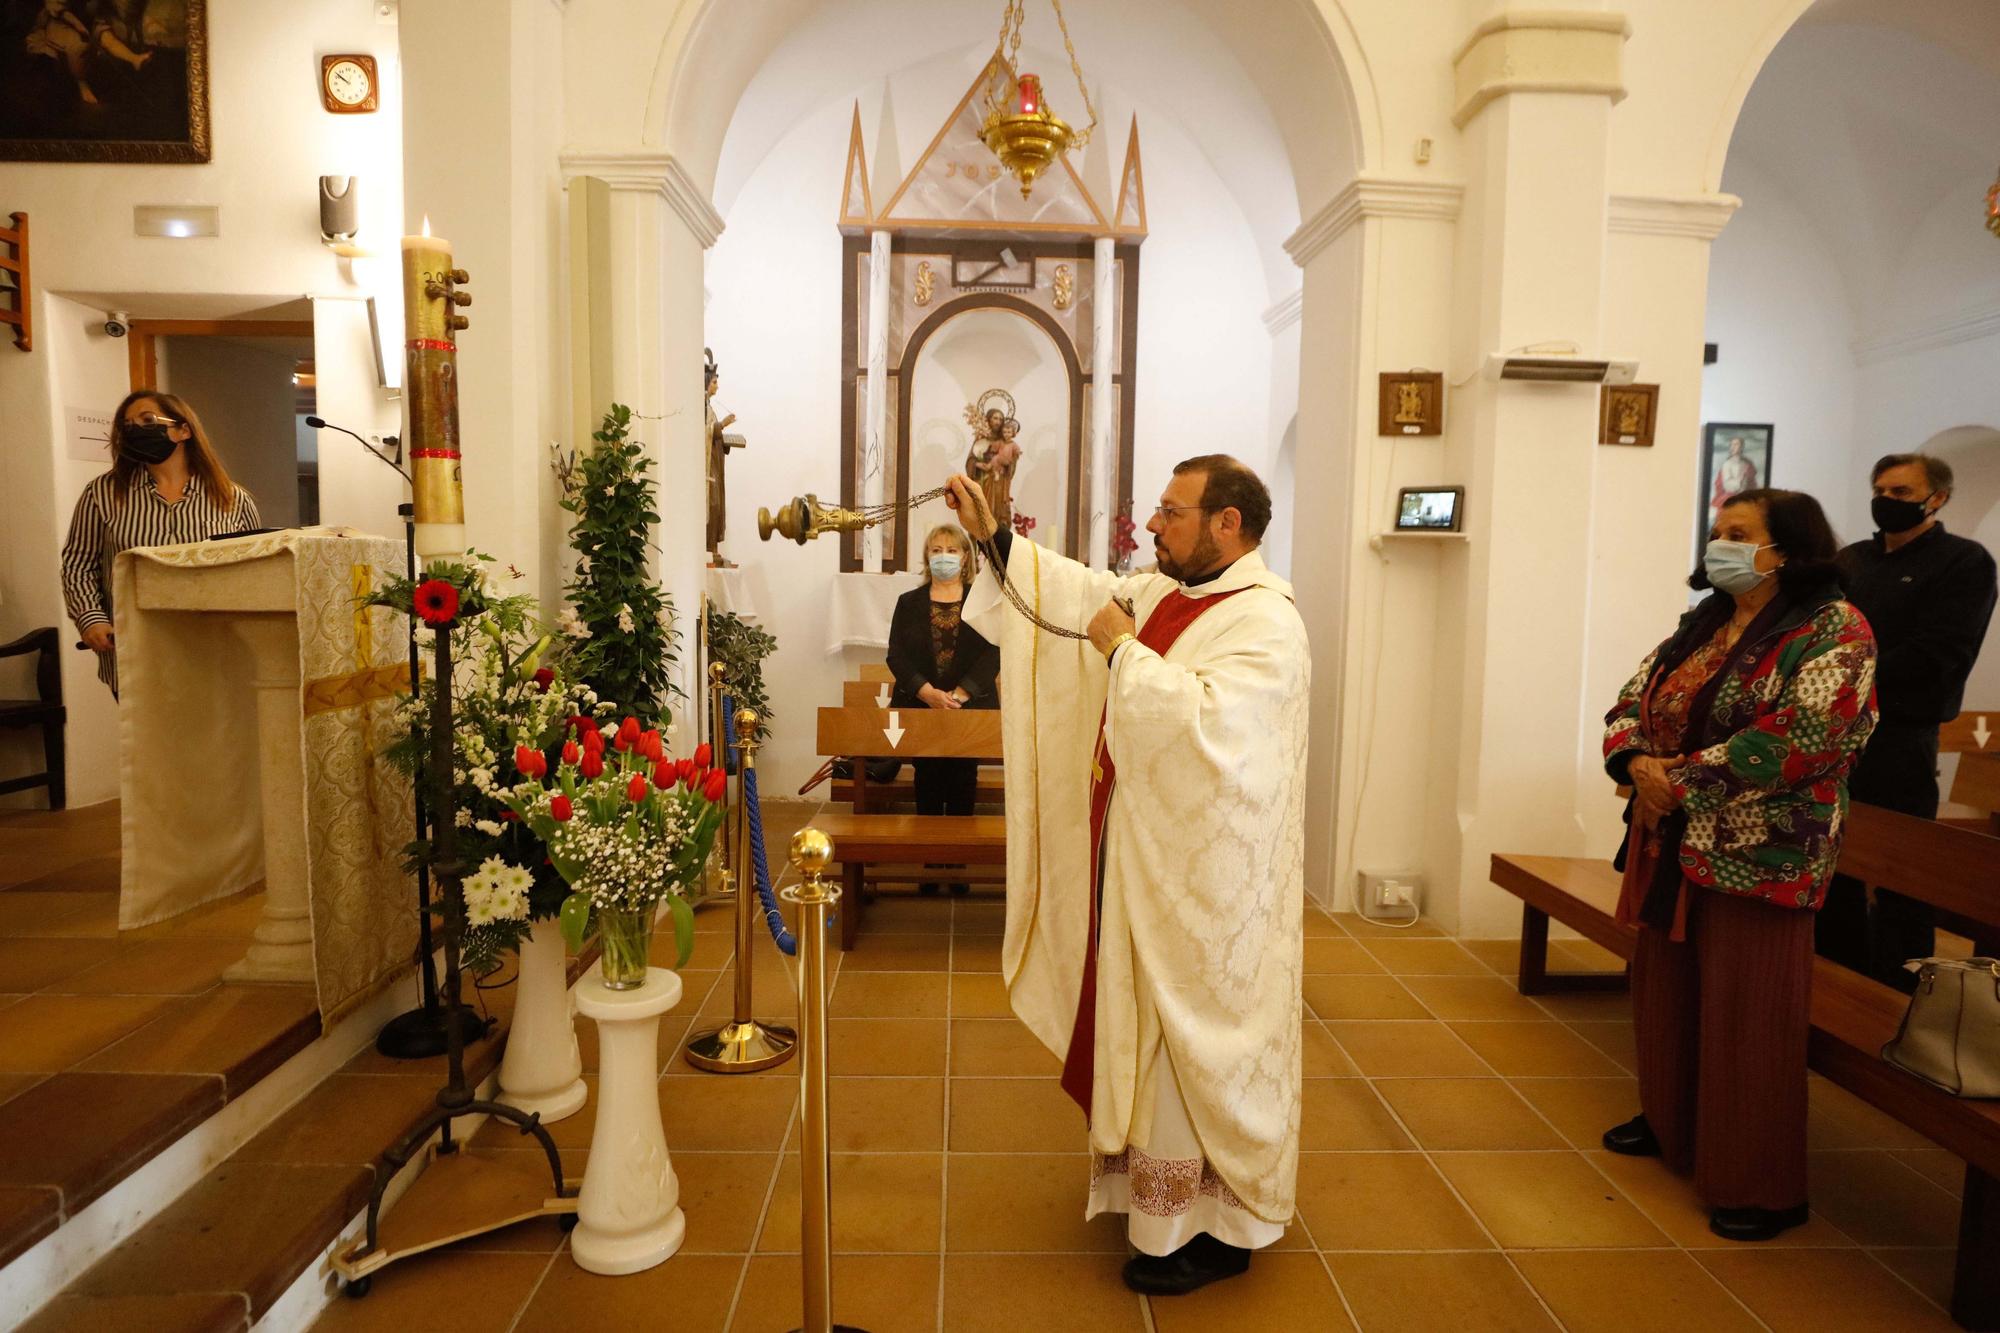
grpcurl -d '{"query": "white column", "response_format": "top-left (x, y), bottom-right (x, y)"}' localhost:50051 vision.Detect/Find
top-left (862, 229), bottom-right (893, 571)
top-left (1089, 235), bottom-right (1117, 568)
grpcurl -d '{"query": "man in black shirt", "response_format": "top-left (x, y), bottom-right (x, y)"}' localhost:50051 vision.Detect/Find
top-left (1818, 452), bottom-right (1998, 990)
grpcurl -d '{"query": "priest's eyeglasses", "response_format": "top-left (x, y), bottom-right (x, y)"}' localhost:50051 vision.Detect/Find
top-left (1150, 504), bottom-right (1210, 521)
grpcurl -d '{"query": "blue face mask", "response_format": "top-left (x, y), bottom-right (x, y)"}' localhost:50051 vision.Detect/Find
top-left (1703, 539), bottom-right (1778, 595)
top-left (928, 553), bottom-right (963, 581)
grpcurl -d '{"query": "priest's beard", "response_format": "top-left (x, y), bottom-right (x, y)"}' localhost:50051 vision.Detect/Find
top-left (1155, 528), bottom-right (1222, 583)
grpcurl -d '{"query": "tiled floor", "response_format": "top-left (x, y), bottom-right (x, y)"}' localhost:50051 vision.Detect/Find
top-left (308, 813), bottom-right (1967, 1333)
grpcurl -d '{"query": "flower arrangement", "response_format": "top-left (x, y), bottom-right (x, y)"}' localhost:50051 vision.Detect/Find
top-left (503, 719), bottom-right (728, 988)
top-left (1111, 511), bottom-right (1139, 572)
top-left (554, 404), bottom-right (683, 730)
top-left (1012, 512), bottom-right (1038, 538)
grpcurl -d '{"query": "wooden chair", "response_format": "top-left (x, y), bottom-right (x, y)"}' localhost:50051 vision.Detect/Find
top-left (0, 627), bottom-right (66, 808)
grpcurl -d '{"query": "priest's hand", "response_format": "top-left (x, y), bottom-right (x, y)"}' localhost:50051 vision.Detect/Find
top-left (1087, 599), bottom-right (1136, 658)
top-left (945, 474), bottom-right (996, 541)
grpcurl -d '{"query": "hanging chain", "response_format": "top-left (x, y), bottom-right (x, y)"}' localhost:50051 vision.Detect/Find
top-left (983, 0), bottom-right (1097, 150)
top-left (1047, 0), bottom-right (1099, 149)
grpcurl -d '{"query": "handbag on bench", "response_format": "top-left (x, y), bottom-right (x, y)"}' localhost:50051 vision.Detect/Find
top-left (1881, 957), bottom-right (2000, 1097)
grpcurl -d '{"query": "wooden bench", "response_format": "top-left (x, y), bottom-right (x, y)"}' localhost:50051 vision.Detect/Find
top-left (810, 812), bottom-right (1008, 949)
top-left (1491, 803), bottom-right (2000, 1329)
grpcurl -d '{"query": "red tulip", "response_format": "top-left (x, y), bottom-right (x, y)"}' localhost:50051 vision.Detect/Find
top-left (580, 751), bottom-right (604, 779)
top-left (515, 745), bottom-right (546, 779)
top-left (681, 765), bottom-right (700, 790)
top-left (499, 808), bottom-right (521, 822)
top-left (676, 757), bottom-right (695, 781)
top-left (567, 715), bottom-right (588, 735)
top-left (532, 667), bottom-right (555, 693)
top-left (702, 769), bottom-right (727, 802)
top-left (549, 794), bottom-right (573, 821)
top-left (413, 578), bottom-right (459, 626)
top-left (616, 717), bottom-right (641, 748)
top-left (693, 742), bottom-right (713, 768)
top-left (582, 727), bottom-right (605, 754)
top-left (653, 761), bottom-right (675, 789)
top-left (626, 774), bottom-right (649, 803)
top-left (639, 730), bottom-right (664, 761)
top-left (561, 740), bottom-right (580, 766)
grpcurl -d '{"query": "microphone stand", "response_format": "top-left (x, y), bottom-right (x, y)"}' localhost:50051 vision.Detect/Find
top-left (312, 415), bottom-right (485, 1058)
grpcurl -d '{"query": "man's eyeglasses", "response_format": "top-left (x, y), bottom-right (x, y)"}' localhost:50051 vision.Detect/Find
top-left (1151, 504), bottom-right (1210, 521)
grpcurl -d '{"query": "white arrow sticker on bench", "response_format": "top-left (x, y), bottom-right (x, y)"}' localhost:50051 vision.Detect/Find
top-left (1974, 716), bottom-right (1991, 749)
top-left (877, 684), bottom-right (891, 709)
top-left (884, 710), bottom-right (905, 749)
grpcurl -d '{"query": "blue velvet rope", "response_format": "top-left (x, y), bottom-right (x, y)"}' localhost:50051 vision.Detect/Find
top-left (728, 688), bottom-right (796, 948)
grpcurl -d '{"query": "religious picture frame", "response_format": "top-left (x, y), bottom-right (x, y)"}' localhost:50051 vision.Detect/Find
top-left (1697, 422), bottom-right (1774, 538)
top-left (1599, 383), bottom-right (1658, 447)
top-left (0, 0), bottom-right (210, 164)
top-left (1378, 371), bottom-right (1443, 437)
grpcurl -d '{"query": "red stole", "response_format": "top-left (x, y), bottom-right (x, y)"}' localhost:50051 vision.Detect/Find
top-left (1058, 585), bottom-right (1250, 1115)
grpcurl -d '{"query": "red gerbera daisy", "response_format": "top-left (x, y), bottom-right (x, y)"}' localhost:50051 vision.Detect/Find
top-left (413, 578), bottom-right (459, 626)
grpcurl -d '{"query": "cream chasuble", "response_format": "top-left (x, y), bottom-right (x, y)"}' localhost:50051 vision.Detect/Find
top-left (962, 539), bottom-right (1310, 1241)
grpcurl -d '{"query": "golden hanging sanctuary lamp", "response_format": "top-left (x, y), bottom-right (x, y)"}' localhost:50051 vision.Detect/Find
top-left (981, 0), bottom-right (1099, 199)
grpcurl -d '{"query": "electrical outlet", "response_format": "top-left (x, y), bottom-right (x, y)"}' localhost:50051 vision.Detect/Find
top-left (1357, 870), bottom-right (1424, 920)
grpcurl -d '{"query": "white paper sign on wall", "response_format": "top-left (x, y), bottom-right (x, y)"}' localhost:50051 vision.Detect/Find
top-left (66, 406), bottom-right (114, 462)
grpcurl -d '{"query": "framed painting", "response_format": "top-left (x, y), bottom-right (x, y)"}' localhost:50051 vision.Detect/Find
top-left (1698, 422), bottom-right (1774, 536)
top-left (1599, 383), bottom-right (1658, 447)
top-left (1, 0), bottom-right (209, 163)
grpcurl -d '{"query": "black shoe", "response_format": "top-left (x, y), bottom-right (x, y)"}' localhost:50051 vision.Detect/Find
top-left (948, 882), bottom-right (971, 896)
top-left (1120, 1234), bottom-right (1251, 1296)
top-left (1601, 1114), bottom-right (1661, 1158)
top-left (917, 883), bottom-right (940, 896)
top-left (1709, 1203), bottom-right (1809, 1242)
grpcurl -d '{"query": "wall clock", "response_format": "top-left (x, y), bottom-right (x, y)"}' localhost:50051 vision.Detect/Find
top-left (321, 55), bottom-right (379, 115)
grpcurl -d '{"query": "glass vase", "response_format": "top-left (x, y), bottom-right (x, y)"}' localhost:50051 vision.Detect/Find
top-left (597, 906), bottom-right (655, 991)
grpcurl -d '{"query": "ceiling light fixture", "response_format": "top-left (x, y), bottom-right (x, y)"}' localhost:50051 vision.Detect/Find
top-left (980, 0), bottom-right (1098, 199)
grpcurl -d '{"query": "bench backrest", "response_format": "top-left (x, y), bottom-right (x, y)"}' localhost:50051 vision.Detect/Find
top-left (818, 705), bottom-right (1004, 760)
top-left (1937, 709), bottom-right (1996, 755)
top-left (843, 679), bottom-right (896, 708)
top-left (1839, 801), bottom-right (2000, 936)
top-left (856, 663), bottom-right (893, 684)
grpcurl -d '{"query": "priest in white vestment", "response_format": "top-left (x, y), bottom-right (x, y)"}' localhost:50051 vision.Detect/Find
top-left (947, 457), bottom-right (1310, 1296)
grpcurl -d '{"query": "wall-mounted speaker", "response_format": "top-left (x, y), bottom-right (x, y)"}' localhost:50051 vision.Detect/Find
top-left (319, 176), bottom-right (360, 250)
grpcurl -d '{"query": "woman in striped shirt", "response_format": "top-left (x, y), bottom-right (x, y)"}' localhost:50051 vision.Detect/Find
top-left (61, 390), bottom-right (262, 693)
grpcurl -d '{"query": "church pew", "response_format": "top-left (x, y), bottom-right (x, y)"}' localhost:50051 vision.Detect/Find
top-left (816, 705), bottom-right (1007, 945)
top-left (856, 662), bottom-right (893, 684)
top-left (1938, 707), bottom-right (1996, 755)
top-left (1490, 804), bottom-right (2000, 1330)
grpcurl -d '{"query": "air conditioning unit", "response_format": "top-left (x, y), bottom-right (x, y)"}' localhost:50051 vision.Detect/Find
top-left (1482, 352), bottom-right (1639, 385)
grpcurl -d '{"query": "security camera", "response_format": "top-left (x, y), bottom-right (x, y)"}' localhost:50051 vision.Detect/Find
top-left (104, 312), bottom-right (130, 339)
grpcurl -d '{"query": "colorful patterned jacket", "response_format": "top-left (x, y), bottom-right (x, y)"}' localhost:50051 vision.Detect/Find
top-left (1604, 585), bottom-right (1878, 910)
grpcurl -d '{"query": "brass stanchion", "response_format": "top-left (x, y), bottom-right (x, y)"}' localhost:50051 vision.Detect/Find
top-left (705, 660), bottom-right (737, 902)
top-left (684, 709), bottom-right (797, 1072)
top-left (781, 829), bottom-right (864, 1333)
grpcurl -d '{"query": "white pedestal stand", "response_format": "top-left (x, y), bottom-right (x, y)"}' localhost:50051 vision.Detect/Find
top-left (496, 918), bottom-right (587, 1122)
top-left (571, 968), bottom-right (685, 1274)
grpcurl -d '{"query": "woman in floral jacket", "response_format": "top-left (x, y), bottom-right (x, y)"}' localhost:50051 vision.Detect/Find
top-left (1600, 488), bottom-right (1876, 1243)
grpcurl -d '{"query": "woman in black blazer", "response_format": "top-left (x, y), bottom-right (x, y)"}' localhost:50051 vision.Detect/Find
top-left (886, 523), bottom-right (1000, 894)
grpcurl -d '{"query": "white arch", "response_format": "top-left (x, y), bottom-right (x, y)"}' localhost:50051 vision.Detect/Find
top-left (1702, 0), bottom-right (1824, 191)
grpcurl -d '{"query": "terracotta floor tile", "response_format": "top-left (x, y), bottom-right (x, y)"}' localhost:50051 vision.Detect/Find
top-left (1806, 1150), bottom-right (1961, 1248)
top-left (307, 1250), bottom-right (551, 1332)
top-left (474, 1077), bottom-right (600, 1152)
top-left (1372, 1078), bottom-right (1564, 1151)
top-left (784, 1076), bottom-right (944, 1153)
top-left (1806, 1078), bottom-right (1944, 1152)
top-left (946, 1153), bottom-right (1125, 1252)
top-left (950, 1078), bottom-right (1087, 1152)
top-left (657, 1073), bottom-right (800, 1152)
top-left (1302, 908), bottom-right (1345, 938)
top-left (1326, 1252), bottom-right (1557, 1332)
top-left (0, 1184), bottom-right (60, 1269)
top-left (0, 891), bottom-right (101, 937)
top-left (810, 1018), bottom-right (947, 1076)
top-left (829, 971), bottom-right (948, 1018)
top-left (1302, 937), bottom-right (1386, 974)
top-left (1583, 1149), bottom-right (1855, 1249)
top-left (1431, 1151), bottom-right (1669, 1248)
top-left (1511, 1249), bottom-right (1762, 1332)
top-left (1149, 1250), bottom-right (1354, 1331)
top-left (0, 1071), bottom-right (222, 1211)
top-left (0, 936), bottom-right (120, 992)
top-left (1508, 1077), bottom-right (1640, 1150)
top-left (0, 993), bottom-right (172, 1072)
top-left (81, 986), bottom-right (320, 1095)
top-left (19, 1292), bottom-right (249, 1333)
top-left (1891, 1148), bottom-right (1965, 1198)
top-left (952, 902), bottom-right (1007, 935)
top-left (841, 934), bottom-right (953, 973)
top-left (1302, 974), bottom-right (1430, 1021)
top-left (0, 1071), bottom-right (42, 1106)
top-left (236, 1073), bottom-right (441, 1167)
top-left (1359, 938), bottom-right (1491, 976)
top-left (732, 1254), bottom-right (942, 1332)
top-left (1868, 1247), bottom-right (1956, 1312)
top-left (1448, 1021), bottom-right (1624, 1077)
top-left (1551, 937), bottom-right (1629, 972)
top-left (697, 965), bottom-right (801, 1022)
top-left (1296, 1152), bottom-right (1489, 1249)
top-left (950, 934), bottom-right (1003, 973)
top-left (1331, 912), bottom-right (1444, 939)
top-left (5, 854), bottom-right (120, 894)
top-left (1523, 989), bottom-right (1632, 1023)
top-left (513, 1252), bottom-right (743, 1333)
top-left (948, 972), bottom-right (1013, 1018)
top-left (942, 1254), bottom-right (1147, 1331)
top-left (1302, 1022), bottom-right (1360, 1076)
top-left (1696, 1248), bottom-right (1959, 1331)
top-left (42, 938), bottom-right (247, 996)
top-left (1324, 1020), bottom-right (1491, 1077)
top-left (949, 1018), bottom-right (1062, 1076)
top-left (670, 1151), bottom-right (779, 1254)
top-left (75, 1160), bottom-right (373, 1320)
top-left (1567, 1019), bottom-right (1642, 1072)
top-left (1401, 975), bottom-right (1551, 1021)
top-left (123, 891), bottom-right (266, 942)
top-left (1300, 1079), bottom-right (1412, 1151)
top-left (758, 1151), bottom-right (943, 1252)
top-left (859, 895), bottom-right (961, 934)
top-left (1459, 939), bottom-right (1524, 974)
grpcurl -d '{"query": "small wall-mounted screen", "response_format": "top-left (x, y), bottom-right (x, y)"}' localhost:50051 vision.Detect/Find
top-left (1394, 487), bottom-right (1464, 532)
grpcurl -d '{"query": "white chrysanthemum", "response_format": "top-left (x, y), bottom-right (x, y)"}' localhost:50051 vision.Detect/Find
top-left (616, 604), bottom-right (635, 633)
top-left (474, 818), bottom-right (504, 836)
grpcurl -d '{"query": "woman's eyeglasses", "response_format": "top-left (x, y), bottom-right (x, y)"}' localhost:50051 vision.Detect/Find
top-left (127, 413), bottom-right (183, 428)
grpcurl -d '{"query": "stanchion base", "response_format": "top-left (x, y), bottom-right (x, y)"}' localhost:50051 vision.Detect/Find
top-left (374, 1003), bottom-right (492, 1060)
top-left (684, 1018), bottom-right (798, 1073)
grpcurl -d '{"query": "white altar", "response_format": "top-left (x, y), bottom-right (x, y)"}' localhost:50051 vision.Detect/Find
top-left (111, 529), bottom-right (418, 1021)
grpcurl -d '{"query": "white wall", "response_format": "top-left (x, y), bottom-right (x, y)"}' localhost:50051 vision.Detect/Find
top-left (158, 337), bottom-right (304, 528)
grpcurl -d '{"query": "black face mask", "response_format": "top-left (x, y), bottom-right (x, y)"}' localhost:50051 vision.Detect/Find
top-left (121, 423), bottom-right (180, 466)
top-left (1871, 494), bottom-right (1934, 535)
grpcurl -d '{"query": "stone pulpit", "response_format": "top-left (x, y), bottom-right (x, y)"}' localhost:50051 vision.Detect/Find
top-left (111, 529), bottom-right (418, 1023)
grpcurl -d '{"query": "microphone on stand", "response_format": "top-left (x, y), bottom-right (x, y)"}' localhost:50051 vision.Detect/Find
top-left (305, 414), bottom-right (409, 481)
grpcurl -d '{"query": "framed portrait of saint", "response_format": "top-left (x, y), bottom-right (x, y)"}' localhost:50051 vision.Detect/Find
top-left (1698, 422), bottom-right (1774, 537)
top-left (1, 0), bottom-right (210, 163)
